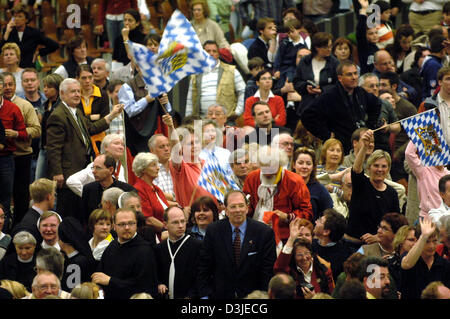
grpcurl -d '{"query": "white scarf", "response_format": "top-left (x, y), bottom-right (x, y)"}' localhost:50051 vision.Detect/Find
top-left (167, 234), bottom-right (190, 299)
top-left (254, 170), bottom-right (284, 222)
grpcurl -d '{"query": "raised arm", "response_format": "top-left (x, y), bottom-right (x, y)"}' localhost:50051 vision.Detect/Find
top-left (353, 129), bottom-right (373, 174)
top-left (401, 216), bottom-right (436, 270)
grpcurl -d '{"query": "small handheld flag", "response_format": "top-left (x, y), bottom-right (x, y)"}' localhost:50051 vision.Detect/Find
top-left (400, 108), bottom-right (450, 166)
top-left (198, 152), bottom-right (240, 203)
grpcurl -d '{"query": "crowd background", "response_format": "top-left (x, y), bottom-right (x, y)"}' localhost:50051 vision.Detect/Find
top-left (0, 0), bottom-right (449, 301)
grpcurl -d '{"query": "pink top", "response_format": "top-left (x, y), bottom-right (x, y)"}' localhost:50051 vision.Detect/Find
top-left (405, 141), bottom-right (450, 218)
top-left (169, 159), bottom-right (217, 208)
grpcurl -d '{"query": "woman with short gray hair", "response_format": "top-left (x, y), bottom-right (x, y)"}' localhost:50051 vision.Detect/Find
top-left (0, 231), bottom-right (37, 290)
top-left (132, 153), bottom-right (168, 237)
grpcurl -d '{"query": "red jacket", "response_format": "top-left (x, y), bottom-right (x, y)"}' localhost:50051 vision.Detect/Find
top-left (243, 95), bottom-right (286, 127)
top-left (436, 244), bottom-right (449, 260)
top-left (243, 169), bottom-right (313, 240)
top-left (0, 98), bottom-right (28, 156)
top-left (97, 0), bottom-right (138, 26)
top-left (133, 177), bottom-right (168, 222)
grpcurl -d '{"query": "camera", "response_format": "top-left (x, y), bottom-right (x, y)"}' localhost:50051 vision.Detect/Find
top-left (296, 282), bottom-right (315, 296)
top-left (306, 80), bottom-right (318, 88)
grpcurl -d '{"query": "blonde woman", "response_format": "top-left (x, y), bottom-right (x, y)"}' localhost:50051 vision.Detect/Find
top-left (0, 42), bottom-right (24, 96)
top-left (0, 279), bottom-right (30, 299)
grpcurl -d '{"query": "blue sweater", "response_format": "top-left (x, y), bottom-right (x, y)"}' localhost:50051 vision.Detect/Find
top-left (307, 180), bottom-right (334, 221)
top-left (421, 55), bottom-right (442, 99)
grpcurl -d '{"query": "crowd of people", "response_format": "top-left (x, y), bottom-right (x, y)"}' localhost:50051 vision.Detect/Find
top-left (0, 0), bottom-right (449, 300)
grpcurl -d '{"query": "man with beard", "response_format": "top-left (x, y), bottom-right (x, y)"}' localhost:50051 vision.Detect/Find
top-left (92, 208), bottom-right (158, 299)
top-left (358, 256), bottom-right (393, 299)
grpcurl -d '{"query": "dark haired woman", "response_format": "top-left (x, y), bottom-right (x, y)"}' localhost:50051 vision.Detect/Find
top-left (113, 9), bottom-right (146, 66)
top-left (54, 35), bottom-right (94, 79)
top-left (293, 32), bottom-right (339, 115)
top-left (385, 24), bottom-right (415, 74)
top-left (187, 196), bottom-right (219, 240)
top-left (292, 147), bottom-right (333, 221)
top-left (274, 219), bottom-right (334, 299)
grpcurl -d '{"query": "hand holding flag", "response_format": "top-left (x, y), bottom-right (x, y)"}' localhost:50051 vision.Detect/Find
top-left (126, 10), bottom-right (217, 98)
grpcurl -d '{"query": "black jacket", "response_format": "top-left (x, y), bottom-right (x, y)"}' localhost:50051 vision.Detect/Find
top-left (154, 235), bottom-right (202, 299)
top-left (197, 218), bottom-right (276, 299)
top-left (62, 56), bottom-right (95, 79)
top-left (293, 53), bottom-right (339, 115)
top-left (97, 234), bottom-right (158, 299)
top-left (301, 82), bottom-right (381, 154)
top-left (0, 252), bottom-right (36, 291)
top-left (113, 29), bottom-right (146, 65)
top-left (81, 179), bottom-right (136, 226)
top-left (400, 65), bottom-right (424, 105)
top-left (11, 207), bottom-right (43, 244)
top-left (247, 37), bottom-right (272, 69)
top-left (0, 120), bottom-right (5, 148)
top-left (0, 26), bottom-right (59, 68)
top-left (356, 14), bottom-right (379, 75)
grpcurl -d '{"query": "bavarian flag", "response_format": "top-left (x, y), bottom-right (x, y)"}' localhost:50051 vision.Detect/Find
top-left (400, 108), bottom-right (450, 166)
top-left (198, 152), bottom-right (240, 204)
top-left (126, 10), bottom-right (217, 98)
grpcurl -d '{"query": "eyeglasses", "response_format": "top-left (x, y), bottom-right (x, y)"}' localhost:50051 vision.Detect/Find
top-left (207, 112), bottom-right (224, 116)
top-left (115, 221), bottom-right (137, 228)
top-left (37, 284), bottom-right (59, 291)
top-left (92, 166), bottom-right (106, 171)
top-left (378, 224), bottom-right (392, 232)
top-left (281, 142), bottom-right (294, 147)
top-left (295, 252), bottom-right (311, 258)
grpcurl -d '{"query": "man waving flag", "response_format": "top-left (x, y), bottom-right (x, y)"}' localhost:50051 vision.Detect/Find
top-left (125, 10), bottom-right (217, 98)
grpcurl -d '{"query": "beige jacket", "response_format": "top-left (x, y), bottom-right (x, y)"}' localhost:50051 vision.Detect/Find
top-left (11, 95), bottom-right (41, 156)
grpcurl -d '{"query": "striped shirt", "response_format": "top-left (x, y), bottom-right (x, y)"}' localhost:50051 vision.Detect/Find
top-left (153, 163), bottom-right (175, 199)
top-left (106, 98), bottom-right (125, 136)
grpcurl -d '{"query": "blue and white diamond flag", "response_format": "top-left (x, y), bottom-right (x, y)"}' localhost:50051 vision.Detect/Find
top-left (126, 10), bottom-right (217, 97)
top-left (198, 152), bottom-right (240, 203)
top-left (400, 108), bottom-right (450, 166)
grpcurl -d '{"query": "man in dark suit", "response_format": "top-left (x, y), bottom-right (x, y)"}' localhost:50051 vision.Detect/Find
top-left (12, 178), bottom-right (56, 243)
top-left (81, 154), bottom-right (136, 227)
top-left (46, 78), bottom-right (123, 219)
top-left (197, 190), bottom-right (277, 299)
